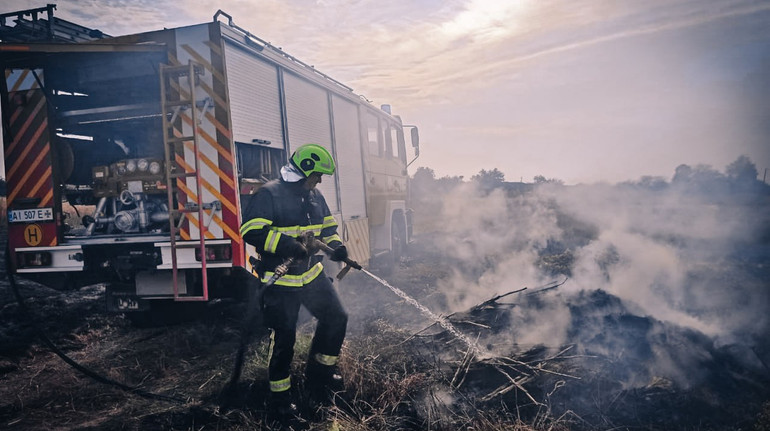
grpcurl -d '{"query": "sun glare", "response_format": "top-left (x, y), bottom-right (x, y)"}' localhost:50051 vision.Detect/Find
top-left (440, 0), bottom-right (532, 42)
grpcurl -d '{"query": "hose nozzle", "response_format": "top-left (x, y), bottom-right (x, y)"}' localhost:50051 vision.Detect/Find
top-left (311, 238), bottom-right (362, 279)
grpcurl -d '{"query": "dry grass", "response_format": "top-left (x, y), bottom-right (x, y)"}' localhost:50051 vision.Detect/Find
top-left (0, 285), bottom-right (556, 431)
top-left (2, 221), bottom-right (768, 430)
top-left (2, 278), bottom-right (767, 431)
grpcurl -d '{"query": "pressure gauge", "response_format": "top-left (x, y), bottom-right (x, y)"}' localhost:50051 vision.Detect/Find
top-left (149, 160), bottom-right (162, 175)
top-left (137, 158), bottom-right (149, 171)
top-left (125, 159), bottom-right (137, 173)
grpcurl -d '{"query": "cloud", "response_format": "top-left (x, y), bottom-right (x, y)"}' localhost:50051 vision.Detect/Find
top-left (5, 0), bottom-right (769, 183)
top-left (20, 0), bottom-right (769, 110)
top-left (54, 0), bottom-right (197, 35)
top-left (439, 0), bottom-right (533, 43)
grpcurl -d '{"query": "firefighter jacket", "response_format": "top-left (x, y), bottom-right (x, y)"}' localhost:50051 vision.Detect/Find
top-left (240, 179), bottom-right (342, 288)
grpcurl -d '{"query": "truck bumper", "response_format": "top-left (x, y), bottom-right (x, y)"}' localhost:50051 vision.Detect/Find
top-left (14, 245), bottom-right (85, 273)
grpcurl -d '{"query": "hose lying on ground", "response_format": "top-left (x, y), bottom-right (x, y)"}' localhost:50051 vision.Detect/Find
top-left (5, 244), bottom-right (186, 404)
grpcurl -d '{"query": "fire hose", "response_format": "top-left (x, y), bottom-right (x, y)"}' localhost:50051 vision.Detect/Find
top-left (5, 230), bottom-right (360, 407)
top-left (221, 235), bottom-right (361, 405)
top-left (222, 233), bottom-right (487, 404)
top-left (221, 256), bottom-right (294, 400)
top-left (4, 244), bottom-right (186, 404)
top-left (5, 226), bottom-right (461, 409)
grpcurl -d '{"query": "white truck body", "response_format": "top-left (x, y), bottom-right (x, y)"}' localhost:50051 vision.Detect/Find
top-left (0, 7), bottom-right (418, 312)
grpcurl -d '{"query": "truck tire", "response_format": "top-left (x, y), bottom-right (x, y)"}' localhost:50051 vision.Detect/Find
top-left (380, 214), bottom-right (406, 275)
top-left (392, 215), bottom-right (406, 266)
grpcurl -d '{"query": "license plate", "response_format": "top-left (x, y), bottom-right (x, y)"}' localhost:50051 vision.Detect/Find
top-left (8, 207), bottom-right (54, 223)
top-left (107, 295), bottom-right (149, 312)
top-left (115, 297), bottom-right (141, 310)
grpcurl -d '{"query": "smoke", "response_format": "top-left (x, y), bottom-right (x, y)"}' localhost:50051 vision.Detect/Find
top-left (420, 176), bottom-right (770, 387)
top-left (551, 182), bottom-right (768, 342)
top-left (435, 184), bottom-right (560, 300)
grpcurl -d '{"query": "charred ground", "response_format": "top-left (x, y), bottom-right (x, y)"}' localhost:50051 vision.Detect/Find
top-left (2, 176), bottom-right (770, 430)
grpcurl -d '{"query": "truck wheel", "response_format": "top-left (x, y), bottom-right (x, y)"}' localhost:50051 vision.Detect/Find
top-left (379, 215), bottom-right (406, 275)
top-left (391, 215), bottom-right (406, 266)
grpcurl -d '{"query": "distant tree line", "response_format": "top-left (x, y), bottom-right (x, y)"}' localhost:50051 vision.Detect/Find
top-left (411, 166), bottom-right (567, 194)
top-left (621, 155), bottom-right (768, 199)
top-left (411, 155), bottom-right (768, 200)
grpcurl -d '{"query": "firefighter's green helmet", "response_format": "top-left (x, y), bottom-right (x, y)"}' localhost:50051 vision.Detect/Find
top-left (290, 144), bottom-right (336, 177)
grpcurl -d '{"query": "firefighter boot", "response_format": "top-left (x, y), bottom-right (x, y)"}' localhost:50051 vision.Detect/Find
top-left (305, 358), bottom-right (344, 405)
top-left (268, 390), bottom-right (299, 423)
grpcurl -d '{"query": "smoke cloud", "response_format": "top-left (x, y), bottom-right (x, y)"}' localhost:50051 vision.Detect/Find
top-left (419, 173), bottom-right (769, 387)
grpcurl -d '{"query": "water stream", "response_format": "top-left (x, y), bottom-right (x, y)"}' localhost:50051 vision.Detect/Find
top-left (361, 268), bottom-right (481, 355)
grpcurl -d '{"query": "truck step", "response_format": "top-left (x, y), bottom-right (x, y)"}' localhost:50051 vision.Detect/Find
top-left (166, 136), bottom-right (195, 144)
top-left (161, 64), bottom-right (202, 76)
top-left (169, 171), bottom-right (198, 179)
top-left (171, 208), bottom-right (200, 215)
top-left (164, 99), bottom-right (193, 108)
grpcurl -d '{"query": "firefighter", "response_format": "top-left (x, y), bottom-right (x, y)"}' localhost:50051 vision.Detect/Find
top-left (240, 144), bottom-right (349, 417)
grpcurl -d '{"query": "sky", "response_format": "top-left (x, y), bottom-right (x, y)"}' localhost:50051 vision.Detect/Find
top-left (3, 0), bottom-right (770, 184)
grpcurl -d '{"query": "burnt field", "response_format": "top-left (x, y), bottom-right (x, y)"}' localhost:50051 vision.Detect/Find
top-left (1, 179), bottom-right (770, 430)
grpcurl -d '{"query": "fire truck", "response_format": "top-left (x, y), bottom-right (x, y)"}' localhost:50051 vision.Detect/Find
top-left (0, 5), bottom-right (420, 316)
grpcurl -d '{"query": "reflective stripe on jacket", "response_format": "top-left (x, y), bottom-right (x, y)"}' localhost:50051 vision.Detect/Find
top-left (240, 179), bottom-right (342, 285)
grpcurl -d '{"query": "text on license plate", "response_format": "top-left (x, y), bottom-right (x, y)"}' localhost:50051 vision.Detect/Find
top-left (8, 208), bottom-right (54, 223)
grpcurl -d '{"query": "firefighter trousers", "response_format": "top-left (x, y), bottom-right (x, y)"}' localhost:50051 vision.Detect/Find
top-left (262, 273), bottom-right (348, 392)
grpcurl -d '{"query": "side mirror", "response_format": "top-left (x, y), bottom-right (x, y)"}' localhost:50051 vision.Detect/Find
top-left (405, 126), bottom-right (420, 167)
top-left (410, 127), bottom-right (420, 148)
top-left (410, 127), bottom-right (420, 156)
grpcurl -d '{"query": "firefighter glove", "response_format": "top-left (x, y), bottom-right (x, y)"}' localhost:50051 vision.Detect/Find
top-left (286, 240), bottom-right (308, 260)
top-left (330, 245), bottom-right (348, 262)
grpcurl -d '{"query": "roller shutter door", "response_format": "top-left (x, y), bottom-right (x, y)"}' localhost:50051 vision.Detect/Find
top-left (283, 72), bottom-right (339, 212)
top-left (224, 43), bottom-right (284, 150)
top-left (332, 95), bottom-right (366, 218)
